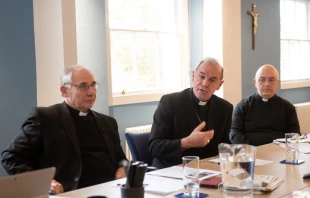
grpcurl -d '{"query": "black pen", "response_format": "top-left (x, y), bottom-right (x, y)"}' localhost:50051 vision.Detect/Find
top-left (133, 163), bottom-right (147, 188)
top-left (126, 161), bottom-right (139, 188)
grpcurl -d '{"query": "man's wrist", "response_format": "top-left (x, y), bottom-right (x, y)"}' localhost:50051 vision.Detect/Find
top-left (181, 137), bottom-right (191, 151)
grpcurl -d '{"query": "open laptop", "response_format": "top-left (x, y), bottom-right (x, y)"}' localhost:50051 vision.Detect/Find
top-left (0, 167), bottom-right (55, 198)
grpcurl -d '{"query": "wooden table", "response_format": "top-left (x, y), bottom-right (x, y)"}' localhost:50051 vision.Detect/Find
top-left (54, 143), bottom-right (310, 198)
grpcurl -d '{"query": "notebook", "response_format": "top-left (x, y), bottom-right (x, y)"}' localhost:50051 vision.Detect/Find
top-left (0, 167), bottom-right (56, 198)
top-left (200, 176), bottom-right (222, 188)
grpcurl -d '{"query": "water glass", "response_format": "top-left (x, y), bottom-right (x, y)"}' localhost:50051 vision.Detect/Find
top-left (182, 156), bottom-right (200, 197)
top-left (218, 143), bottom-right (256, 198)
top-left (285, 133), bottom-right (299, 163)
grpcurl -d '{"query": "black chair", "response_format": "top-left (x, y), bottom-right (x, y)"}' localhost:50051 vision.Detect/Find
top-left (125, 132), bottom-right (153, 166)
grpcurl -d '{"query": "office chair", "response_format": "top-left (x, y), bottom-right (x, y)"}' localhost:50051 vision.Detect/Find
top-left (125, 132), bottom-right (153, 166)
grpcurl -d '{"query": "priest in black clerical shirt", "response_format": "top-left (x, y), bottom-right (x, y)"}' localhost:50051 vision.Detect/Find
top-left (148, 57), bottom-right (233, 169)
top-left (230, 64), bottom-right (300, 146)
top-left (1, 65), bottom-right (127, 194)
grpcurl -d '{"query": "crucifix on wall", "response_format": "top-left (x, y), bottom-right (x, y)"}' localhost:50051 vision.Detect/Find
top-left (247, 2), bottom-right (259, 50)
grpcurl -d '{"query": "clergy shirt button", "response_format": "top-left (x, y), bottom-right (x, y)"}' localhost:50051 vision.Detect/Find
top-left (74, 177), bottom-right (79, 182)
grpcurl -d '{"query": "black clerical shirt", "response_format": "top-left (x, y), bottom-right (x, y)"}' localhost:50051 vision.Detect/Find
top-left (67, 105), bottom-right (116, 189)
top-left (191, 90), bottom-right (213, 131)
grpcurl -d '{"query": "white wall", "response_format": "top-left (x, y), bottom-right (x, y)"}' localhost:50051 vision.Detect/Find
top-left (222, 0), bottom-right (242, 107)
top-left (33, 0), bottom-right (77, 106)
top-left (75, 0), bottom-right (109, 114)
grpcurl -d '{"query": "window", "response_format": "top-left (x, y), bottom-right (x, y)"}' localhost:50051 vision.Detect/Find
top-left (280, 0), bottom-right (310, 88)
top-left (106, 0), bottom-right (190, 105)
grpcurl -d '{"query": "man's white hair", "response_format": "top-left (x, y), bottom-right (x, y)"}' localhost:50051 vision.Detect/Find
top-left (60, 65), bottom-right (96, 86)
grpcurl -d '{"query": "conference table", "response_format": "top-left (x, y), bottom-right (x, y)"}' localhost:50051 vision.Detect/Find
top-left (54, 143), bottom-right (310, 198)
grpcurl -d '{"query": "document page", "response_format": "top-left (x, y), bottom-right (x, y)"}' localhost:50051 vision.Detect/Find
top-left (146, 166), bottom-right (221, 181)
top-left (110, 176), bottom-right (183, 195)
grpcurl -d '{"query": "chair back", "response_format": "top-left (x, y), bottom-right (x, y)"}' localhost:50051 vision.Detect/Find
top-left (125, 132), bottom-right (153, 165)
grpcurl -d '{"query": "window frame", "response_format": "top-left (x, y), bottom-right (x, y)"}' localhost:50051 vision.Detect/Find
top-left (280, 0), bottom-right (310, 89)
top-left (105, 0), bottom-right (190, 106)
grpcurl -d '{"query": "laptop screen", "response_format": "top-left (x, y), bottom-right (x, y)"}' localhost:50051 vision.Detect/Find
top-left (0, 167), bottom-right (55, 198)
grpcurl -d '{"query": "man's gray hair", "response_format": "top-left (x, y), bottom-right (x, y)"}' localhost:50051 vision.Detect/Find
top-left (195, 57), bottom-right (224, 80)
top-left (60, 65), bottom-right (95, 86)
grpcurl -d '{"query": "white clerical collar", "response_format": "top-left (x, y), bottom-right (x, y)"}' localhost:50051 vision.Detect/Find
top-left (79, 111), bottom-right (88, 116)
top-left (262, 98), bottom-right (269, 102)
top-left (198, 101), bottom-right (208, 106)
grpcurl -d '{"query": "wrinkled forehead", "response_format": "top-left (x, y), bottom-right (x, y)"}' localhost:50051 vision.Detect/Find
top-left (72, 68), bottom-right (96, 83)
top-left (197, 63), bottom-right (221, 76)
top-left (256, 66), bottom-right (279, 79)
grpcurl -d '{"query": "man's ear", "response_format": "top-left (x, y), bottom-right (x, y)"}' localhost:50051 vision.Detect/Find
top-left (60, 86), bottom-right (68, 97)
top-left (253, 79), bottom-right (257, 87)
top-left (191, 70), bottom-right (195, 82)
top-left (216, 80), bottom-right (224, 90)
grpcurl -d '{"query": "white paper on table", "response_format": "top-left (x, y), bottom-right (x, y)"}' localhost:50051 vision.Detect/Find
top-left (274, 142), bottom-right (310, 153)
top-left (110, 175), bottom-right (183, 195)
top-left (209, 158), bottom-right (272, 166)
top-left (274, 136), bottom-right (310, 143)
top-left (254, 175), bottom-right (274, 184)
top-left (146, 166), bottom-right (221, 181)
top-left (298, 143), bottom-right (310, 153)
top-left (143, 175), bottom-right (183, 195)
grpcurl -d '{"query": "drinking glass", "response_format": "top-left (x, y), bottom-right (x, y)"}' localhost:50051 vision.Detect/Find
top-left (285, 133), bottom-right (299, 163)
top-left (182, 156), bottom-right (200, 197)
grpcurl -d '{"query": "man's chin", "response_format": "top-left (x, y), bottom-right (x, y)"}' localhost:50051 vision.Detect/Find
top-left (197, 94), bottom-right (210, 101)
top-left (261, 94), bottom-right (274, 99)
top-left (84, 102), bottom-right (95, 109)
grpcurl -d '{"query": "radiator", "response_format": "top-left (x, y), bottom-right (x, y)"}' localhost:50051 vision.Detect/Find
top-left (125, 125), bottom-right (152, 161)
top-left (294, 102), bottom-right (310, 133)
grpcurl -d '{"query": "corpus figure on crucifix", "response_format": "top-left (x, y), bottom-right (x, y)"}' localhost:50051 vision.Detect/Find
top-left (248, 3), bottom-right (259, 35)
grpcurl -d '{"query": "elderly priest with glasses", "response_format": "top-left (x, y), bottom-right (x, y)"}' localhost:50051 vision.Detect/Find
top-left (229, 64), bottom-right (300, 146)
top-left (1, 65), bottom-right (127, 194)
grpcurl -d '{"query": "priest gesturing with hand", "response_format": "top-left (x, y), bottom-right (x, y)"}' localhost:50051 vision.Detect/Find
top-left (148, 57), bottom-right (233, 169)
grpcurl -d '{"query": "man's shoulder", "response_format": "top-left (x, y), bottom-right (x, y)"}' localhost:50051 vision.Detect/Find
top-left (160, 88), bottom-right (190, 102)
top-left (23, 103), bottom-right (64, 121)
top-left (211, 95), bottom-right (233, 109)
top-left (236, 94), bottom-right (256, 106)
top-left (275, 95), bottom-right (294, 107)
top-left (163, 88), bottom-right (190, 98)
top-left (37, 103), bottom-right (62, 110)
top-left (91, 110), bottom-right (116, 122)
top-left (33, 103), bottom-right (63, 114)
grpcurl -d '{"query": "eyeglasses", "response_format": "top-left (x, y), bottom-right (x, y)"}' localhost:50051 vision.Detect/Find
top-left (65, 83), bottom-right (99, 91)
top-left (257, 77), bottom-right (277, 85)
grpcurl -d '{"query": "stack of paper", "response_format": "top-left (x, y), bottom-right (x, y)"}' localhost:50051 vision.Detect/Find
top-left (146, 166), bottom-right (221, 181)
top-left (112, 166), bottom-right (222, 195)
top-left (209, 158), bottom-right (273, 166)
top-left (274, 134), bottom-right (310, 144)
top-left (218, 175), bottom-right (284, 193)
top-left (273, 140), bottom-right (310, 154)
top-left (253, 175), bottom-right (284, 192)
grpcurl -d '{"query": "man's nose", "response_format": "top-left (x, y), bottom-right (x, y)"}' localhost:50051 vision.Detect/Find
top-left (264, 80), bottom-right (271, 86)
top-left (87, 86), bottom-right (96, 94)
top-left (202, 78), bottom-right (209, 86)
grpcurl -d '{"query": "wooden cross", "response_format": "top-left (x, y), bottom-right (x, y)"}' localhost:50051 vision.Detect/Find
top-left (247, 2), bottom-right (259, 50)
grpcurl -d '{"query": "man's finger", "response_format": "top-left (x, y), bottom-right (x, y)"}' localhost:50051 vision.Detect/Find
top-left (194, 121), bottom-right (206, 132)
